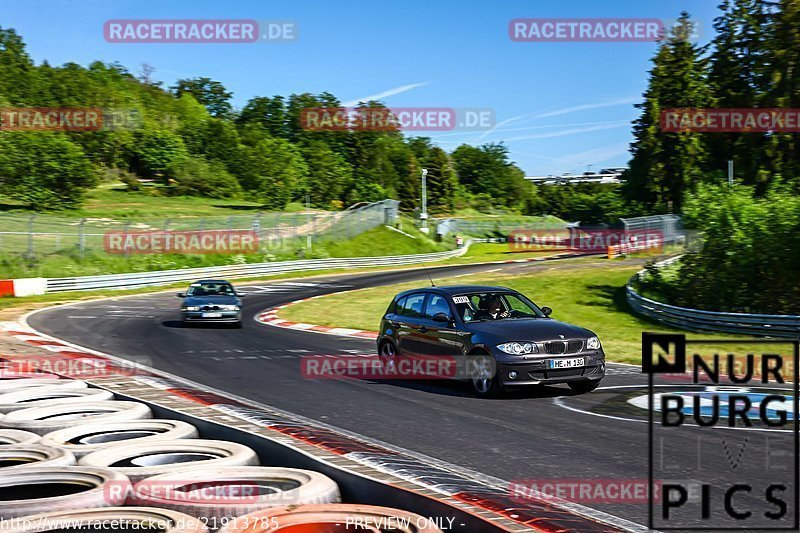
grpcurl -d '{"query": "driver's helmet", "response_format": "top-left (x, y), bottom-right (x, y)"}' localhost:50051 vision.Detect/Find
top-left (479, 295), bottom-right (503, 315)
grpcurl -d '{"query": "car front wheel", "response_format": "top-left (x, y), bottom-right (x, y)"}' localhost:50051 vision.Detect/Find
top-left (379, 341), bottom-right (397, 373)
top-left (469, 354), bottom-right (503, 398)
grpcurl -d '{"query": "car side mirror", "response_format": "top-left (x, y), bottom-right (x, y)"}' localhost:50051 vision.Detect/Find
top-left (237, 293), bottom-right (246, 298)
top-left (541, 306), bottom-right (552, 317)
top-left (177, 293), bottom-right (186, 298)
top-left (432, 312), bottom-right (452, 323)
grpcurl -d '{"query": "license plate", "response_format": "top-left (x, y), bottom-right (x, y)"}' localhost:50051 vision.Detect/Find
top-left (548, 357), bottom-right (584, 369)
top-left (202, 312), bottom-right (222, 318)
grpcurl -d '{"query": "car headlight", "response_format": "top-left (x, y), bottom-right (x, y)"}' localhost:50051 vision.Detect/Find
top-left (182, 306), bottom-right (199, 311)
top-left (221, 305), bottom-right (240, 311)
top-left (497, 342), bottom-right (538, 355)
top-left (586, 336), bottom-right (601, 350)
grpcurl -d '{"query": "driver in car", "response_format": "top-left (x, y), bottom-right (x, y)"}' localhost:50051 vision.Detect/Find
top-left (478, 296), bottom-right (511, 320)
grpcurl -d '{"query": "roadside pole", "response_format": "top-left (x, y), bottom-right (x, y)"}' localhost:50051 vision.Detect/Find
top-left (420, 168), bottom-right (429, 234)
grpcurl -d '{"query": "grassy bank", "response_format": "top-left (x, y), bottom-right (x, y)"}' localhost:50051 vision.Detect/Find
top-left (0, 222), bottom-right (449, 279)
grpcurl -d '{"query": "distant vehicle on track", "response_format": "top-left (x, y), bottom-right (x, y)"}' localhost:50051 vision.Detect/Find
top-left (377, 285), bottom-right (605, 397)
top-left (177, 279), bottom-right (244, 328)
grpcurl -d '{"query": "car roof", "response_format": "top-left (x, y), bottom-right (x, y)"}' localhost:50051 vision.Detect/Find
top-left (192, 279), bottom-right (233, 284)
top-left (394, 285), bottom-right (514, 298)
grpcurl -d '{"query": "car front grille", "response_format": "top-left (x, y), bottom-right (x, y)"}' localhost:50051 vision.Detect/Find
top-left (544, 340), bottom-right (584, 355)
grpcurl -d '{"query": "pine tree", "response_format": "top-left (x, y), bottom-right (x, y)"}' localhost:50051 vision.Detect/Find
top-left (624, 13), bottom-right (711, 212)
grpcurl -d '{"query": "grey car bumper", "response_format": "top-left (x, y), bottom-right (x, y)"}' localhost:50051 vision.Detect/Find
top-left (496, 353), bottom-right (605, 386)
top-left (181, 311), bottom-right (242, 323)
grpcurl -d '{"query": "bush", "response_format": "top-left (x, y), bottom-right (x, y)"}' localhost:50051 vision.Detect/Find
top-left (0, 131), bottom-right (96, 209)
top-left (166, 157), bottom-right (243, 199)
top-left (654, 184), bottom-right (800, 314)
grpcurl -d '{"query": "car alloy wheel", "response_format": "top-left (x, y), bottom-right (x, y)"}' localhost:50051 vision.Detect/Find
top-left (379, 342), bottom-right (397, 373)
top-left (469, 354), bottom-right (501, 397)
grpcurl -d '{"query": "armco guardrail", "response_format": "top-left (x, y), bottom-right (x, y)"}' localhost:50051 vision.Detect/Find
top-left (45, 244), bottom-right (471, 293)
top-left (627, 256), bottom-right (800, 337)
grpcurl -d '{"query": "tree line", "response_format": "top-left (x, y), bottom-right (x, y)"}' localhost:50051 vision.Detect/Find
top-left (0, 28), bottom-right (530, 213)
top-left (624, 1), bottom-right (800, 212)
top-left (630, 0), bottom-right (800, 314)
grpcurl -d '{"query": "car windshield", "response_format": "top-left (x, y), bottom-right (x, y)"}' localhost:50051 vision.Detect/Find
top-left (186, 283), bottom-right (236, 297)
top-left (452, 292), bottom-right (546, 322)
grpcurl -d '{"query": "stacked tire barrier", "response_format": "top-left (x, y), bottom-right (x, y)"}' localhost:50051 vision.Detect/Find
top-left (0, 369), bottom-right (446, 532)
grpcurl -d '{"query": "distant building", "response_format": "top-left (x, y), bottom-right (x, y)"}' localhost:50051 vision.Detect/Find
top-left (525, 167), bottom-right (627, 185)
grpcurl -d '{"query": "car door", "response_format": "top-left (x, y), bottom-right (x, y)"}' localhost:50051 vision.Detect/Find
top-left (417, 293), bottom-right (467, 363)
top-left (392, 292), bottom-right (427, 357)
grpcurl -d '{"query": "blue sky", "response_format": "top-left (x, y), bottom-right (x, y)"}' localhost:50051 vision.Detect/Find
top-left (3, 0), bottom-right (720, 175)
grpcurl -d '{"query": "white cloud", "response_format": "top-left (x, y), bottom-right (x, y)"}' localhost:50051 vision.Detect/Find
top-left (535, 97), bottom-right (639, 119)
top-left (341, 82), bottom-right (429, 107)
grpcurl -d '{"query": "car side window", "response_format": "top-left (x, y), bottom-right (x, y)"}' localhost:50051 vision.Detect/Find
top-left (424, 294), bottom-right (452, 320)
top-left (397, 293), bottom-right (425, 318)
top-left (393, 296), bottom-right (407, 315)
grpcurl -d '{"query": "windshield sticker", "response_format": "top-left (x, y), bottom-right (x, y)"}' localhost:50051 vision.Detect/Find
top-left (453, 296), bottom-right (470, 304)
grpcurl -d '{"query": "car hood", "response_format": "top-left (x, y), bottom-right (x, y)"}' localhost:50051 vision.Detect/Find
top-left (466, 318), bottom-right (594, 341)
top-left (182, 295), bottom-right (240, 306)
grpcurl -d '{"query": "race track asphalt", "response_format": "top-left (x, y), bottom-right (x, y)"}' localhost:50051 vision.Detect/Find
top-left (28, 259), bottom-right (797, 529)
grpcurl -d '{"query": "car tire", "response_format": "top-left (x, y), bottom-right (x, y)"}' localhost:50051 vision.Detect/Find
top-left (378, 341), bottom-right (398, 373)
top-left (0, 429), bottom-right (41, 445)
top-left (468, 353), bottom-right (504, 398)
top-left (0, 378), bottom-right (87, 392)
top-left (128, 466), bottom-right (341, 522)
top-left (231, 321), bottom-right (243, 329)
top-left (0, 466), bottom-right (131, 518)
top-left (0, 444), bottom-right (76, 469)
top-left (3, 507), bottom-right (208, 532)
top-left (39, 419), bottom-right (199, 458)
top-left (218, 504), bottom-right (445, 533)
top-left (0, 400), bottom-right (152, 435)
top-left (0, 387), bottom-right (115, 414)
top-left (78, 439), bottom-right (260, 482)
top-left (568, 380), bottom-right (601, 394)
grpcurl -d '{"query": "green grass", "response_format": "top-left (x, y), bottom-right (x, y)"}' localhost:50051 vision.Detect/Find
top-left (281, 260), bottom-right (761, 364)
top-left (0, 223), bottom-right (450, 279)
top-left (1, 185), bottom-right (284, 219)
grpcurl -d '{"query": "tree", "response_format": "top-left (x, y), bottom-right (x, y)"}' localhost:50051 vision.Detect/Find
top-left (0, 132), bottom-right (96, 209)
top-left (706, 0), bottom-right (773, 190)
top-left (0, 27), bottom-right (36, 105)
top-left (451, 142), bottom-right (527, 208)
top-left (131, 130), bottom-right (189, 180)
top-left (624, 13), bottom-right (711, 212)
top-left (171, 77), bottom-right (233, 118)
top-left (235, 136), bottom-right (309, 209)
top-left (300, 140), bottom-right (351, 207)
top-left (237, 96), bottom-right (288, 139)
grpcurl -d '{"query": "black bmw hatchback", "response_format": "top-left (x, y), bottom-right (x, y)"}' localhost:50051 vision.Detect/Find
top-left (377, 285), bottom-right (605, 397)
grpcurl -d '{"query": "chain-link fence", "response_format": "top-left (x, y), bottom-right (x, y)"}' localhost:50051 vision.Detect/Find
top-left (0, 200), bottom-right (399, 258)
top-left (435, 216), bottom-right (569, 240)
